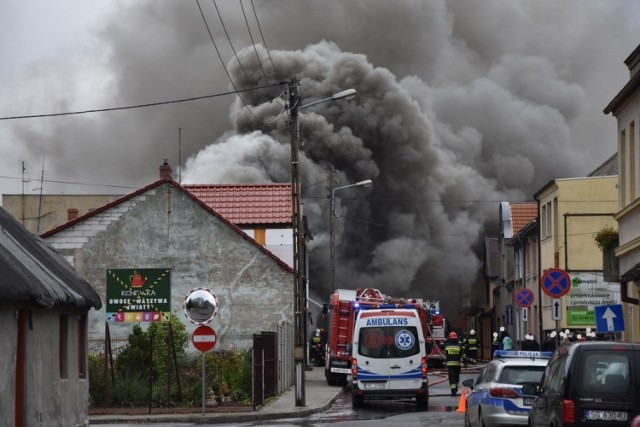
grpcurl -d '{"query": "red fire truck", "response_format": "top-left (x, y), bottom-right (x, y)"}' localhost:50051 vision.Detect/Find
top-left (322, 288), bottom-right (446, 386)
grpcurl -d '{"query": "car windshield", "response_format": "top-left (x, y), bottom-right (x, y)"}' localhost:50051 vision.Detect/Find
top-left (498, 366), bottom-right (546, 385)
top-left (358, 326), bottom-right (420, 358)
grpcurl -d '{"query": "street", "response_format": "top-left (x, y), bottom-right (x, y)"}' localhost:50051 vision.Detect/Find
top-left (95, 367), bottom-right (481, 426)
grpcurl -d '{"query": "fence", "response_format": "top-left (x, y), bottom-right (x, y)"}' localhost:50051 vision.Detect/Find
top-left (88, 321), bottom-right (294, 410)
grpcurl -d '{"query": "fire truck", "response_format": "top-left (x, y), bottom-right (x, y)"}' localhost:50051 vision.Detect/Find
top-left (322, 287), bottom-right (446, 386)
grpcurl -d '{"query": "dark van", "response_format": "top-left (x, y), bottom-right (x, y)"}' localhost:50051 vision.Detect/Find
top-left (523, 341), bottom-right (640, 426)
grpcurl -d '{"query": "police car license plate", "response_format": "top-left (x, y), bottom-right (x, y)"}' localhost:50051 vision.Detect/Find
top-left (363, 382), bottom-right (386, 390)
top-left (584, 410), bottom-right (627, 421)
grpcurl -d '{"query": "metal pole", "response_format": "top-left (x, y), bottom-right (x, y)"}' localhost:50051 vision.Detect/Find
top-left (201, 352), bottom-right (205, 415)
top-left (289, 78), bottom-right (306, 407)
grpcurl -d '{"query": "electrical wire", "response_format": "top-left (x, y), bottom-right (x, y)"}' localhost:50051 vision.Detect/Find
top-left (239, 0), bottom-right (270, 84)
top-left (195, 0), bottom-right (274, 124)
top-left (212, 0), bottom-right (250, 81)
top-left (0, 83), bottom-right (280, 121)
top-left (250, 0), bottom-right (279, 76)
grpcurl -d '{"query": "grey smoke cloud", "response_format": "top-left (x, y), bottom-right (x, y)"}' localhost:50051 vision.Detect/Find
top-left (2, 0), bottom-right (640, 316)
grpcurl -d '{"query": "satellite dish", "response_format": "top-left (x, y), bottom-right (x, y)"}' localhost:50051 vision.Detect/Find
top-left (183, 288), bottom-right (219, 324)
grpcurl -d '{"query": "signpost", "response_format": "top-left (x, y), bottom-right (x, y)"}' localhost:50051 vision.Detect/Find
top-left (184, 288), bottom-right (220, 415)
top-left (541, 268), bottom-right (571, 298)
top-left (541, 268), bottom-right (571, 345)
top-left (551, 299), bottom-right (562, 321)
top-left (594, 304), bottom-right (625, 333)
top-left (515, 288), bottom-right (534, 308)
top-left (192, 325), bottom-right (217, 352)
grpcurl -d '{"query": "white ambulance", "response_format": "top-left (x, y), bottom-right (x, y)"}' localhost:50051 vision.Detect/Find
top-left (350, 308), bottom-right (429, 407)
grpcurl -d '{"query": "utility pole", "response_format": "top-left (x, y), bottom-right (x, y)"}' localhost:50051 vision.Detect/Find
top-left (288, 78), bottom-right (306, 407)
top-left (327, 167), bottom-right (338, 292)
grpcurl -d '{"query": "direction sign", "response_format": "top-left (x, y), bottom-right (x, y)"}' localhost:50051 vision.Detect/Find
top-left (594, 304), bottom-right (624, 333)
top-left (515, 288), bottom-right (534, 308)
top-left (192, 325), bottom-right (217, 352)
top-left (551, 298), bottom-right (562, 321)
top-left (541, 268), bottom-right (571, 298)
top-left (521, 307), bottom-right (528, 322)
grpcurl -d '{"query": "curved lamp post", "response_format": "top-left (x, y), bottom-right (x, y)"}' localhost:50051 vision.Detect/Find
top-left (287, 79), bottom-right (357, 406)
top-left (330, 179), bottom-right (373, 292)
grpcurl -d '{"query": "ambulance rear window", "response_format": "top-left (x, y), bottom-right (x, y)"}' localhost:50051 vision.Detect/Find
top-left (358, 326), bottom-right (420, 358)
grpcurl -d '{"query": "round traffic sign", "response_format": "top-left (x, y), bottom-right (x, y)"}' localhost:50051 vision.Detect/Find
top-left (192, 325), bottom-right (217, 352)
top-left (515, 288), bottom-right (534, 308)
top-left (540, 268), bottom-right (571, 298)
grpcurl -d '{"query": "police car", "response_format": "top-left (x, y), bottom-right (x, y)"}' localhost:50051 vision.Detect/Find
top-left (462, 350), bottom-right (552, 427)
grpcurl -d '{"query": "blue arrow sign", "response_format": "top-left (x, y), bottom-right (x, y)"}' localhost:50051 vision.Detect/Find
top-left (594, 304), bottom-right (624, 333)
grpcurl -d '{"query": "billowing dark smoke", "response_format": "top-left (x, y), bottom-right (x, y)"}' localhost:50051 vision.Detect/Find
top-left (3, 1), bottom-right (640, 316)
top-left (182, 40), bottom-right (586, 314)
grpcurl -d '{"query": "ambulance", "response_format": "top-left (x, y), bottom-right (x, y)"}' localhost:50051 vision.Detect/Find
top-left (350, 308), bottom-right (429, 407)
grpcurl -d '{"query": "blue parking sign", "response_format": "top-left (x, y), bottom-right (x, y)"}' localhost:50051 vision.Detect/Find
top-left (594, 304), bottom-right (624, 333)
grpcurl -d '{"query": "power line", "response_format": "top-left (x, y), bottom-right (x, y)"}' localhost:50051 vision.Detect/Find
top-left (212, 0), bottom-right (250, 81)
top-left (250, 0), bottom-right (279, 76)
top-left (0, 83), bottom-right (280, 121)
top-left (239, 0), bottom-right (270, 83)
top-left (195, 0), bottom-right (279, 124)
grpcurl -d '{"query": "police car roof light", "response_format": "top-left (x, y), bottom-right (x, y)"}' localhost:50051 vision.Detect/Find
top-left (493, 350), bottom-right (553, 359)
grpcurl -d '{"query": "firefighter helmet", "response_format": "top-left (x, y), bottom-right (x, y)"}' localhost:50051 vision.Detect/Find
top-left (448, 331), bottom-right (458, 340)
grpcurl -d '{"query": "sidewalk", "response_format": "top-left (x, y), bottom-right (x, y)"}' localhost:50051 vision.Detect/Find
top-left (90, 367), bottom-right (343, 425)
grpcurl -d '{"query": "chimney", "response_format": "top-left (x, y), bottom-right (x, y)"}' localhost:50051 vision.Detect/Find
top-left (67, 208), bottom-right (79, 221)
top-left (159, 159), bottom-right (172, 179)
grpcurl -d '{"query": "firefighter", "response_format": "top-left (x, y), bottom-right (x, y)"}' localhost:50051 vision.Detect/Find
top-left (310, 329), bottom-right (322, 366)
top-left (465, 329), bottom-right (479, 364)
top-left (444, 331), bottom-right (466, 396)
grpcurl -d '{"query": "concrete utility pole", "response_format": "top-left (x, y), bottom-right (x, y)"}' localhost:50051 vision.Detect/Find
top-left (327, 167), bottom-right (338, 293)
top-left (288, 78), bottom-right (306, 407)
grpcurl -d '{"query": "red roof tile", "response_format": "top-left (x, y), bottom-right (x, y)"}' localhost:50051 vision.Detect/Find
top-left (185, 184), bottom-right (292, 226)
top-left (510, 203), bottom-right (537, 235)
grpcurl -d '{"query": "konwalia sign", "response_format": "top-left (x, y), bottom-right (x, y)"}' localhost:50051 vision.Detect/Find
top-left (106, 268), bottom-right (171, 323)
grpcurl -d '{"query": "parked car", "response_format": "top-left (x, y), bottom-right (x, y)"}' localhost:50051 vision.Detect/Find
top-left (523, 341), bottom-right (640, 426)
top-left (462, 350), bottom-right (552, 426)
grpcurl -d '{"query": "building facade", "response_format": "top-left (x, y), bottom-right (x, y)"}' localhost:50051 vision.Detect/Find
top-left (605, 43), bottom-right (640, 342)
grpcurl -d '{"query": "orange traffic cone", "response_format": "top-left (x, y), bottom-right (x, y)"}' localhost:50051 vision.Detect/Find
top-left (456, 389), bottom-right (468, 413)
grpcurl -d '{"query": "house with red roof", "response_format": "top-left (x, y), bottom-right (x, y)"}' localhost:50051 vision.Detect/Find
top-left (40, 174), bottom-right (295, 342)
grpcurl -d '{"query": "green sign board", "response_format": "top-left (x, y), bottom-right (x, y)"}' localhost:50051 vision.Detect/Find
top-left (567, 308), bottom-right (595, 326)
top-left (106, 268), bottom-right (171, 323)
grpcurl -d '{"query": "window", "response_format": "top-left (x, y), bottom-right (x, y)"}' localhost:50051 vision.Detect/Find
top-left (541, 205), bottom-right (547, 239)
top-left (499, 366), bottom-right (546, 385)
top-left (60, 314), bottom-right (68, 379)
top-left (621, 129), bottom-right (627, 206)
top-left (580, 353), bottom-right (630, 392)
top-left (78, 314), bottom-right (87, 378)
top-left (358, 326), bottom-right (420, 358)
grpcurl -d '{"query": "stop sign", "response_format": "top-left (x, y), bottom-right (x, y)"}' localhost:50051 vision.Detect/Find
top-left (192, 325), bottom-right (217, 352)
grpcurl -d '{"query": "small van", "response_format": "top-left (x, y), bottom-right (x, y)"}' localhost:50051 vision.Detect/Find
top-left (523, 341), bottom-right (640, 426)
top-left (350, 308), bottom-right (428, 407)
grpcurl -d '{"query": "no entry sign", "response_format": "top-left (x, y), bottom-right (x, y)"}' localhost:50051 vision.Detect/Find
top-left (192, 325), bottom-right (217, 352)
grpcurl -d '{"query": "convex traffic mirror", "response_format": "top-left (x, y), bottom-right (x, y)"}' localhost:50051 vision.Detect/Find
top-left (183, 288), bottom-right (219, 324)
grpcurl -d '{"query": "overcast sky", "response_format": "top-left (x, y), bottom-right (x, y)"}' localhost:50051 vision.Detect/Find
top-left (2, 0), bottom-right (639, 313)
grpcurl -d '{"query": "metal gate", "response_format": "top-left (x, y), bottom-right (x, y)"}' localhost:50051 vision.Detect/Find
top-left (252, 331), bottom-right (277, 408)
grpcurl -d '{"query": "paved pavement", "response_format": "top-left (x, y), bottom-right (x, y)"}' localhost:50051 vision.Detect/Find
top-left (90, 367), bottom-right (344, 425)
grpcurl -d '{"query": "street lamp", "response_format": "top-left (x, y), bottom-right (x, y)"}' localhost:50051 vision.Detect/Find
top-left (287, 78), bottom-right (357, 407)
top-left (330, 179), bottom-right (373, 292)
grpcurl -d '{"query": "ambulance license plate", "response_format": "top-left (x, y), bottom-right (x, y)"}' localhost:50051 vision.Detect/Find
top-left (363, 382), bottom-right (386, 390)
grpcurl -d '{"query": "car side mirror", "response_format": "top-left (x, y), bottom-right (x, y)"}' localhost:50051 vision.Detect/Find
top-left (462, 378), bottom-right (475, 389)
top-left (522, 383), bottom-right (538, 395)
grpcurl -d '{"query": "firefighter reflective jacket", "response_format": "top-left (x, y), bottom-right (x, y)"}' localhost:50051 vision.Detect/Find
top-left (465, 336), bottom-right (478, 351)
top-left (445, 341), bottom-right (464, 367)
